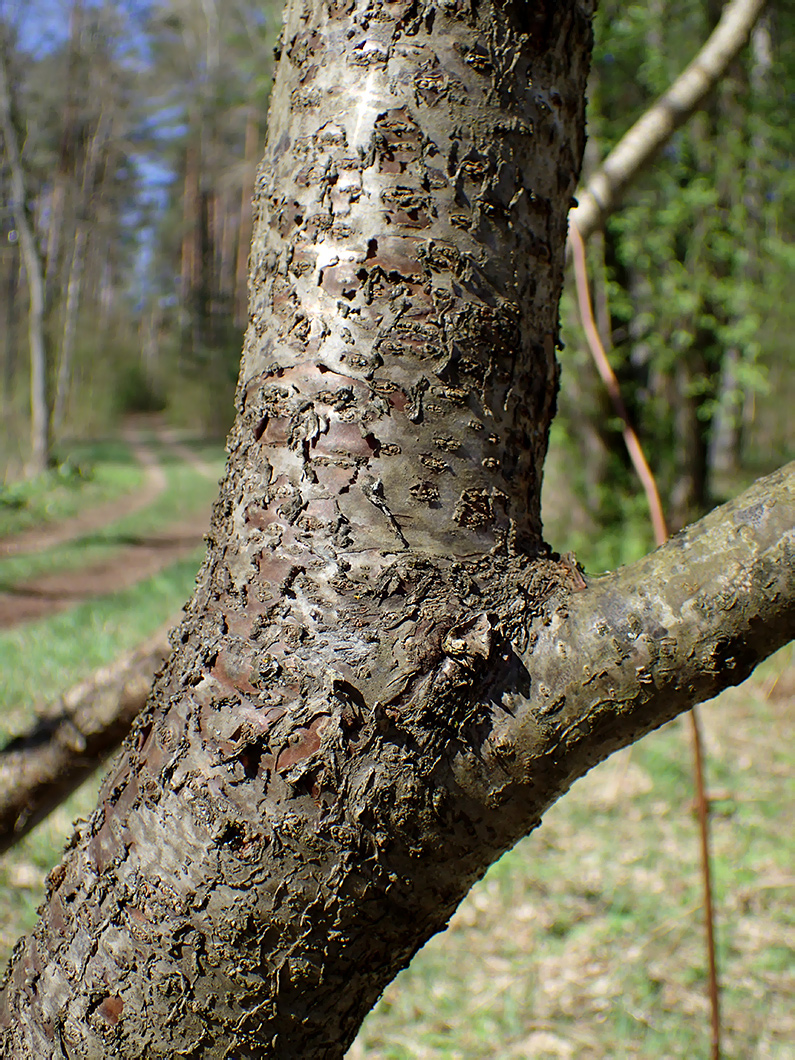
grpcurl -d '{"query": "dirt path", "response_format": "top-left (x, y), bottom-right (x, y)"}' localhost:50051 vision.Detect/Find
top-left (154, 426), bottom-right (219, 481)
top-left (0, 424), bottom-right (168, 559)
top-left (0, 421), bottom-right (218, 630)
top-left (0, 520), bottom-right (206, 629)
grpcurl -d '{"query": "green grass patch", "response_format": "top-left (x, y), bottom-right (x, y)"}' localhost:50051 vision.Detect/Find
top-left (0, 438), bottom-right (144, 539)
top-left (0, 549), bottom-right (203, 740)
top-left (0, 448), bottom-right (224, 588)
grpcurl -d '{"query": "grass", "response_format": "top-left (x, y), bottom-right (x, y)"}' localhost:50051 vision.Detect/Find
top-left (0, 438), bottom-right (144, 539)
top-left (350, 645), bottom-right (794, 1060)
top-left (0, 445), bottom-right (224, 588)
top-left (0, 549), bottom-right (205, 743)
top-left (0, 549), bottom-right (206, 964)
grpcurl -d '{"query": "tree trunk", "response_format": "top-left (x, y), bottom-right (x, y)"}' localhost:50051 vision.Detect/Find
top-left (52, 225), bottom-right (87, 435)
top-left (53, 108), bottom-right (110, 435)
top-left (0, 34), bottom-right (51, 476)
top-left (1, 2), bottom-right (792, 1057)
top-left (180, 135), bottom-right (201, 355)
top-left (42, 0), bottom-right (86, 311)
top-left (0, 242), bottom-right (17, 414)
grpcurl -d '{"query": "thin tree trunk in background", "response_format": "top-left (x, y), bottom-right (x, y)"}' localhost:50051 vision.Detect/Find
top-left (709, 346), bottom-right (743, 480)
top-left (671, 0), bottom-right (748, 523)
top-left (97, 253), bottom-right (114, 338)
top-left (43, 0), bottom-right (84, 303)
top-left (0, 36), bottom-right (50, 475)
top-left (53, 109), bottom-right (110, 434)
top-left (141, 300), bottom-right (162, 389)
top-left (52, 225), bottom-right (87, 433)
top-left (218, 189), bottom-right (236, 302)
top-left (180, 136), bottom-right (201, 352)
top-left (195, 183), bottom-right (212, 356)
top-left (748, 14), bottom-right (772, 241)
top-left (708, 13), bottom-right (771, 483)
top-left (43, 184), bottom-right (67, 304)
top-left (671, 351), bottom-right (712, 528)
top-left (234, 105), bottom-right (258, 329)
top-left (0, 247), bottom-right (17, 413)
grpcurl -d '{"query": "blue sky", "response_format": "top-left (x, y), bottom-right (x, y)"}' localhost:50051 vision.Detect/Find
top-left (4, 0), bottom-right (152, 58)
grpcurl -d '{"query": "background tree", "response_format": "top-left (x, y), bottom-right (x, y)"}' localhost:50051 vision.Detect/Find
top-left (0, 0), bottom-right (276, 474)
top-left (553, 0), bottom-right (793, 554)
top-left (0, 21), bottom-right (51, 475)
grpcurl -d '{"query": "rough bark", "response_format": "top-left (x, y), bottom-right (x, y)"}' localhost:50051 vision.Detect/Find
top-left (0, 627), bottom-right (171, 856)
top-left (0, 2), bottom-right (792, 1058)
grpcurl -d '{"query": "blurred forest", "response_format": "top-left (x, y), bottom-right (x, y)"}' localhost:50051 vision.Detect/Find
top-left (0, 0), bottom-right (792, 539)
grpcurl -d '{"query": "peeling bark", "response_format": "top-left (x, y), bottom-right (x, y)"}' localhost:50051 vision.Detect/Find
top-left (0, 2), bottom-right (792, 1058)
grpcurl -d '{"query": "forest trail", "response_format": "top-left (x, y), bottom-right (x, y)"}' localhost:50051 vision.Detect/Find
top-left (0, 422), bottom-right (168, 559)
top-left (0, 420), bottom-right (217, 629)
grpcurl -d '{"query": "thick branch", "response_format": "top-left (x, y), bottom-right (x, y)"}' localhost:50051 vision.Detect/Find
top-left (0, 628), bottom-right (170, 855)
top-left (474, 462), bottom-right (794, 813)
top-left (569, 0), bottom-right (767, 241)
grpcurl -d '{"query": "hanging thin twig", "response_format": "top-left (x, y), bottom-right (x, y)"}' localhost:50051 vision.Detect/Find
top-left (569, 218), bottom-right (722, 1060)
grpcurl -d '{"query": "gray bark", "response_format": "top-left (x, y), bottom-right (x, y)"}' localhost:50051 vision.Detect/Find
top-left (0, 1), bottom-right (792, 1057)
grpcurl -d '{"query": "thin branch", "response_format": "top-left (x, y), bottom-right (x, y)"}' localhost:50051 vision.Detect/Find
top-left (568, 222), bottom-right (668, 544)
top-left (570, 219), bottom-right (722, 1060)
top-left (689, 706), bottom-right (722, 1060)
top-left (570, 0), bottom-right (767, 242)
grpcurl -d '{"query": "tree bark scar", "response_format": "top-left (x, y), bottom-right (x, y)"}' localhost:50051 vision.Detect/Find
top-left (361, 476), bottom-right (410, 547)
top-left (441, 612), bottom-right (493, 669)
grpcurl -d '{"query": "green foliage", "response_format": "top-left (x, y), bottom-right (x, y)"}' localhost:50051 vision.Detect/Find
top-left (113, 362), bottom-right (167, 415)
top-left (0, 439), bottom-right (142, 538)
top-left (555, 0), bottom-right (794, 532)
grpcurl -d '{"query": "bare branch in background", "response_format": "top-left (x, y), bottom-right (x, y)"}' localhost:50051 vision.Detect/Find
top-left (0, 626), bottom-right (171, 855)
top-left (570, 0), bottom-right (767, 241)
